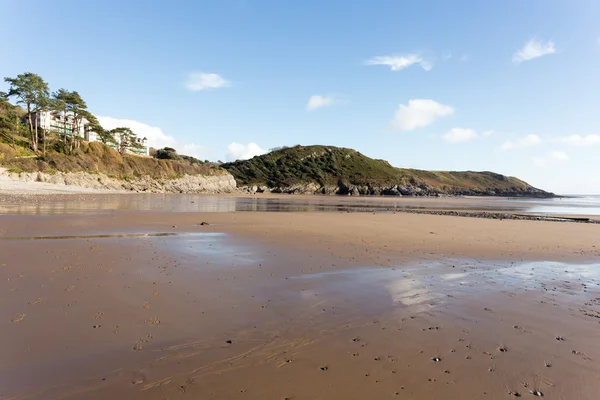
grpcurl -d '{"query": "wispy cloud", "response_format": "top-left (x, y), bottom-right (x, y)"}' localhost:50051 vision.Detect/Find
top-left (512, 39), bottom-right (556, 64)
top-left (533, 151), bottom-right (569, 167)
top-left (391, 99), bottom-right (454, 131)
top-left (226, 142), bottom-right (267, 161)
top-left (500, 134), bottom-right (542, 150)
top-left (185, 72), bottom-right (230, 91)
top-left (553, 134), bottom-right (600, 146)
top-left (442, 128), bottom-right (478, 143)
top-left (366, 54), bottom-right (432, 71)
top-left (306, 95), bottom-right (337, 111)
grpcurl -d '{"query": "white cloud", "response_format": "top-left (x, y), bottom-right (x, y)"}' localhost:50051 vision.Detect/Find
top-left (185, 72), bottom-right (230, 91)
top-left (442, 128), bottom-right (478, 143)
top-left (97, 116), bottom-right (177, 148)
top-left (482, 130), bottom-right (495, 137)
top-left (366, 54), bottom-right (432, 71)
top-left (226, 142), bottom-right (267, 161)
top-left (306, 95), bottom-right (337, 111)
top-left (391, 99), bottom-right (454, 131)
top-left (533, 151), bottom-right (569, 167)
top-left (97, 116), bottom-right (211, 159)
top-left (512, 39), bottom-right (556, 63)
top-left (553, 134), bottom-right (600, 146)
top-left (500, 134), bottom-right (542, 150)
top-left (549, 150), bottom-right (569, 160)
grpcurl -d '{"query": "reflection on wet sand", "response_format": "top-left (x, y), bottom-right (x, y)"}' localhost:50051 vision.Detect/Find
top-left (2, 225), bottom-right (599, 399)
top-left (2, 192), bottom-right (600, 216)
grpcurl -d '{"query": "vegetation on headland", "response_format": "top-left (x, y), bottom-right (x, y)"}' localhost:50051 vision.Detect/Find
top-left (222, 145), bottom-right (553, 197)
top-left (1, 72), bottom-right (222, 180)
top-left (2, 72), bottom-right (146, 156)
top-left (0, 142), bottom-right (225, 180)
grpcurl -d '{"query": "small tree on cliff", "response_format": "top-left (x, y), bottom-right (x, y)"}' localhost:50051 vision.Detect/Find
top-left (85, 114), bottom-right (116, 145)
top-left (111, 127), bottom-right (144, 155)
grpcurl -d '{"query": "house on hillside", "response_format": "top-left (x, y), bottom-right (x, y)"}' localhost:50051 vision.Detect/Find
top-left (28, 111), bottom-right (149, 156)
top-left (32, 111), bottom-right (92, 140)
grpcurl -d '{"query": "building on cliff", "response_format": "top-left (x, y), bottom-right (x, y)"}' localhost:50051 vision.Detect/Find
top-left (29, 111), bottom-right (149, 156)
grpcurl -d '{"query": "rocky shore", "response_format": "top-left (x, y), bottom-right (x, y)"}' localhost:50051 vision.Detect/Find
top-left (240, 180), bottom-right (554, 198)
top-left (388, 209), bottom-right (599, 223)
top-left (0, 168), bottom-right (237, 194)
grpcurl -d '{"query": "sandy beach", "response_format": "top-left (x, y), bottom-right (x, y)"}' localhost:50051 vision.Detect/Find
top-left (2, 201), bottom-right (600, 399)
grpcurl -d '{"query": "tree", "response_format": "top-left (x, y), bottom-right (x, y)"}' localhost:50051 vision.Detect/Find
top-left (0, 91), bottom-right (28, 149)
top-left (51, 89), bottom-right (90, 154)
top-left (4, 72), bottom-right (50, 152)
top-left (155, 147), bottom-right (181, 160)
top-left (84, 114), bottom-right (115, 145)
top-left (111, 127), bottom-right (144, 155)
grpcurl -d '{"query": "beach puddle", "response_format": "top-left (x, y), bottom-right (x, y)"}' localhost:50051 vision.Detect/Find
top-left (289, 259), bottom-right (600, 315)
top-left (0, 232), bottom-right (177, 241)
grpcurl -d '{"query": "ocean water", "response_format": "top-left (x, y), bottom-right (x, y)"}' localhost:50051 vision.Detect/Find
top-left (525, 195), bottom-right (600, 216)
top-left (1, 193), bottom-right (599, 216)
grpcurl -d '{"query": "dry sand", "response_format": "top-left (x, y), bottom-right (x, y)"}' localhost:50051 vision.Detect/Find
top-left (1, 210), bottom-right (600, 399)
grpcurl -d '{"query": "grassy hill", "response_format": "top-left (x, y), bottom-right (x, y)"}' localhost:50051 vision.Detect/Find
top-left (0, 141), bottom-right (225, 180)
top-left (222, 145), bottom-right (552, 197)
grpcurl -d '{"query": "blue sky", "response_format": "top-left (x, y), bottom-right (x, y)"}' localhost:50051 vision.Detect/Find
top-left (2, 0), bottom-right (600, 194)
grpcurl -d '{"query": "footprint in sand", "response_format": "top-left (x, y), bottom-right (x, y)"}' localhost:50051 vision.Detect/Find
top-left (571, 350), bottom-right (592, 361)
top-left (29, 297), bottom-right (45, 305)
top-left (11, 313), bottom-right (26, 323)
top-left (130, 370), bottom-right (146, 385)
top-left (65, 285), bottom-right (75, 292)
top-left (146, 317), bottom-right (160, 325)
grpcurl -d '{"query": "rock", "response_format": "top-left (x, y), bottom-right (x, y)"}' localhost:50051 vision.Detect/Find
top-left (0, 170), bottom-right (238, 194)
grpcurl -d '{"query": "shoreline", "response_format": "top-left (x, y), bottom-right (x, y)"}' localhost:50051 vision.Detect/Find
top-left (1, 191), bottom-right (599, 223)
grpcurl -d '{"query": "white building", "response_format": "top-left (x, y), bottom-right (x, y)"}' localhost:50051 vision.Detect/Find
top-left (34, 111), bottom-right (90, 140)
top-left (30, 111), bottom-right (149, 156)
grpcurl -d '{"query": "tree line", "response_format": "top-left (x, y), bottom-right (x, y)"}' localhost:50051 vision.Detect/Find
top-left (1, 72), bottom-right (143, 155)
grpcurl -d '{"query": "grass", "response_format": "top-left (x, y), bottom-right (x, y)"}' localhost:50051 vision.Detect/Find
top-left (0, 142), bottom-right (225, 180)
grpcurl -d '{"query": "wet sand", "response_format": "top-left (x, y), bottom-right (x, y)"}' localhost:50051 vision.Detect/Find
top-left (2, 210), bottom-right (600, 399)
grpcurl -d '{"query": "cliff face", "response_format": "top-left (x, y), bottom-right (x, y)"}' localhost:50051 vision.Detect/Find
top-left (223, 145), bottom-right (554, 198)
top-left (0, 141), bottom-right (237, 193)
top-left (0, 169), bottom-right (237, 193)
